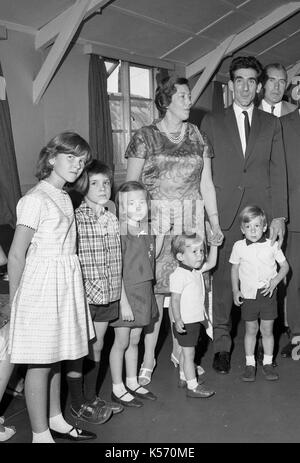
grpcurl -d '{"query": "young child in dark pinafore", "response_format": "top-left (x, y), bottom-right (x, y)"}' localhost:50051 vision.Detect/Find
top-left (170, 233), bottom-right (216, 398)
top-left (109, 181), bottom-right (163, 407)
top-left (66, 160), bottom-right (124, 425)
top-left (230, 205), bottom-right (289, 382)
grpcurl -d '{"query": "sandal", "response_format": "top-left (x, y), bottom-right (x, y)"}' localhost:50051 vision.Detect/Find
top-left (0, 425), bottom-right (16, 442)
top-left (138, 359), bottom-right (156, 386)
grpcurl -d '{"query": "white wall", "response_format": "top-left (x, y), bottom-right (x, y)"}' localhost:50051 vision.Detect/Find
top-left (0, 31), bottom-right (89, 194)
top-left (0, 29), bottom-right (45, 193)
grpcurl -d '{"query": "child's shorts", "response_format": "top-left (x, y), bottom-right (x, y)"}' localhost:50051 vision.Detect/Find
top-left (0, 321), bottom-right (10, 361)
top-left (241, 290), bottom-right (277, 322)
top-left (89, 301), bottom-right (119, 323)
top-left (172, 322), bottom-right (201, 348)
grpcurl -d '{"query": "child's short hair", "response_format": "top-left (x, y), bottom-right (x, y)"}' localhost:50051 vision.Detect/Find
top-left (239, 205), bottom-right (267, 227)
top-left (36, 132), bottom-right (92, 181)
top-left (73, 159), bottom-right (113, 196)
top-left (171, 232), bottom-right (203, 259)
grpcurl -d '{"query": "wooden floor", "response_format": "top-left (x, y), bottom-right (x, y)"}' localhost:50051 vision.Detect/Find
top-left (1, 308), bottom-right (300, 445)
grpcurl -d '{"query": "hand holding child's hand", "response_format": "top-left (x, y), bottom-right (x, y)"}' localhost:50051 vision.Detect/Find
top-left (175, 318), bottom-right (186, 334)
top-left (120, 302), bottom-right (134, 322)
top-left (233, 290), bottom-right (244, 306)
top-left (206, 221), bottom-right (224, 246)
top-left (260, 278), bottom-right (278, 298)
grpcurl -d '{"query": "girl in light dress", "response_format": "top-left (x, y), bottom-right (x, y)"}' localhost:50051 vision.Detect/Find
top-left (7, 132), bottom-right (96, 443)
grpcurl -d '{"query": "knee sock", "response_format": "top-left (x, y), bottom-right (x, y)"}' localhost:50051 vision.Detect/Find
top-left (113, 383), bottom-right (134, 401)
top-left (66, 375), bottom-right (84, 411)
top-left (32, 429), bottom-right (54, 443)
top-left (126, 376), bottom-right (148, 394)
top-left (83, 358), bottom-right (99, 402)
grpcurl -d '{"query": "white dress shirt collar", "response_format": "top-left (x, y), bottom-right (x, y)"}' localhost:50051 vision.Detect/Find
top-left (261, 99), bottom-right (282, 117)
top-left (233, 103), bottom-right (254, 155)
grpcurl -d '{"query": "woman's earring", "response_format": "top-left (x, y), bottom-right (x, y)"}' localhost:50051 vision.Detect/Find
top-left (49, 158), bottom-right (55, 166)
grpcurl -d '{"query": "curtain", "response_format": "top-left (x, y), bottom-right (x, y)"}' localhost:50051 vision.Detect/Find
top-left (0, 62), bottom-right (21, 227)
top-left (88, 54), bottom-right (114, 170)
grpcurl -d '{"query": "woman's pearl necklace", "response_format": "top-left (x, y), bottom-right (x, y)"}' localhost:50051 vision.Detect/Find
top-left (161, 119), bottom-right (187, 144)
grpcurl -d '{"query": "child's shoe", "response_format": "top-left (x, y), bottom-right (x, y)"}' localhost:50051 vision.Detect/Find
top-left (262, 364), bottom-right (279, 381)
top-left (70, 402), bottom-right (112, 425)
top-left (241, 365), bottom-right (256, 382)
top-left (186, 383), bottom-right (215, 398)
top-left (89, 396), bottom-right (124, 414)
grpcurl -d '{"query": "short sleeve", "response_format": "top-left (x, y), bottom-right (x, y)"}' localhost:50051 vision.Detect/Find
top-left (16, 194), bottom-right (42, 230)
top-left (125, 130), bottom-right (148, 160)
top-left (169, 270), bottom-right (184, 294)
top-left (229, 242), bottom-right (241, 265)
top-left (200, 130), bottom-right (213, 158)
top-left (191, 124), bottom-right (213, 159)
top-left (273, 242), bottom-right (287, 264)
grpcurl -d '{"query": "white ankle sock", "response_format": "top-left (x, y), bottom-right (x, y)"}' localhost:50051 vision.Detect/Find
top-left (187, 378), bottom-right (198, 390)
top-left (246, 355), bottom-right (256, 366)
top-left (49, 413), bottom-right (72, 434)
top-left (32, 429), bottom-right (55, 443)
top-left (126, 377), bottom-right (148, 394)
top-left (263, 354), bottom-right (273, 365)
top-left (179, 370), bottom-right (186, 381)
top-left (113, 383), bottom-right (134, 402)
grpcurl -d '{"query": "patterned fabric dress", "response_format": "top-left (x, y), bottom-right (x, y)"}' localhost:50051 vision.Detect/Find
top-left (8, 181), bottom-right (94, 364)
top-left (125, 121), bottom-right (213, 294)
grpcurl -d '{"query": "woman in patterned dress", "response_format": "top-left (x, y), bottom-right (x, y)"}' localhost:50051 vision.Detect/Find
top-left (7, 133), bottom-right (96, 443)
top-left (125, 76), bottom-right (224, 385)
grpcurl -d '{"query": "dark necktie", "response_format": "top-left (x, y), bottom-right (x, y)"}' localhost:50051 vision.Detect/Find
top-left (271, 105), bottom-right (275, 114)
top-left (242, 110), bottom-right (250, 145)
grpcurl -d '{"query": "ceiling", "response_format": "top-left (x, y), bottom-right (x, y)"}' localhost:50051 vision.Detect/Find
top-left (1, 0), bottom-right (300, 91)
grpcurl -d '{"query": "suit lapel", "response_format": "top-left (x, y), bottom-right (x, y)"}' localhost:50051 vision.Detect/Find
top-left (225, 106), bottom-right (244, 160)
top-left (244, 107), bottom-right (261, 163)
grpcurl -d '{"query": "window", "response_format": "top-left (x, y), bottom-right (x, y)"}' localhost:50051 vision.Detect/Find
top-left (105, 60), bottom-right (157, 170)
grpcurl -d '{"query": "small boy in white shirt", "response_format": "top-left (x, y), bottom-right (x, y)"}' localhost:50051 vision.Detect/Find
top-left (169, 233), bottom-right (217, 398)
top-left (230, 206), bottom-right (289, 382)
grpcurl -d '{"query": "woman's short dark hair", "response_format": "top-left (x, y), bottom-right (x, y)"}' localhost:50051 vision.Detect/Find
top-left (73, 159), bottom-right (113, 196)
top-left (229, 56), bottom-right (263, 83)
top-left (155, 75), bottom-right (190, 117)
top-left (36, 131), bottom-right (92, 180)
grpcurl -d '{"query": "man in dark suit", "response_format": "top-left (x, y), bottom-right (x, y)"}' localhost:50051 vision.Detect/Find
top-left (201, 56), bottom-right (288, 374)
top-left (259, 63), bottom-right (297, 116)
top-left (280, 108), bottom-right (300, 358)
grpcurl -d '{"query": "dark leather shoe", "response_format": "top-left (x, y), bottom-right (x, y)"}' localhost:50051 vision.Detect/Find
top-left (111, 391), bottom-right (143, 408)
top-left (186, 384), bottom-right (215, 398)
top-left (126, 386), bottom-right (157, 401)
top-left (51, 426), bottom-right (96, 441)
top-left (213, 352), bottom-right (230, 374)
top-left (89, 396), bottom-right (124, 415)
top-left (70, 402), bottom-right (112, 425)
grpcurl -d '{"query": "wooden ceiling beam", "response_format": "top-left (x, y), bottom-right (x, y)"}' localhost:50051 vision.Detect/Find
top-left (33, 0), bottom-right (91, 104)
top-left (83, 43), bottom-right (175, 70)
top-left (186, 2), bottom-right (300, 79)
top-left (191, 36), bottom-right (235, 104)
top-left (35, 0), bottom-right (113, 50)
